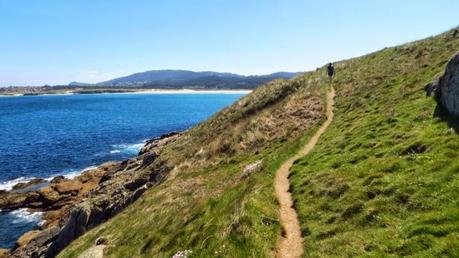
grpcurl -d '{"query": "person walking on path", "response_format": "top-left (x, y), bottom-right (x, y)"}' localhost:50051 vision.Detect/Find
top-left (327, 63), bottom-right (335, 83)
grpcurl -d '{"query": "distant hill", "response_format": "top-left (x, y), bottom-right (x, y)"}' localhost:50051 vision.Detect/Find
top-left (69, 70), bottom-right (299, 89)
top-left (68, 81), bottom-right (92, 86)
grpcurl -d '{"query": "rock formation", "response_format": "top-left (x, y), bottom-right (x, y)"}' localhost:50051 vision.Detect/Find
top-left (0, 132), bottom-right (181, 257)
top-left (427, 52), bottom-right (459, 115)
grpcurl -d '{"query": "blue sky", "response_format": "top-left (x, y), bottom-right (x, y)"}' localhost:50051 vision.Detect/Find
top-left (0, 0), bottom-right (458, 86)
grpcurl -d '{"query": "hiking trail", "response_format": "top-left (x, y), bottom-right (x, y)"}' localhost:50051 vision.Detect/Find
top-left (275, 85), bottom-right (335, 258)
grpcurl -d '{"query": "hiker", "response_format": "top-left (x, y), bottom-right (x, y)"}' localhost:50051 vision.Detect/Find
top-left (327, 63), bottom-right (335, 83)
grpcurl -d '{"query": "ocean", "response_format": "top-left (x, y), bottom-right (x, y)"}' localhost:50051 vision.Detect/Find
top-left (0, 92), bottom-right (246, 249)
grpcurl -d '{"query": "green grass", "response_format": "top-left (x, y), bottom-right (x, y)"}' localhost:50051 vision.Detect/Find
top-left (289, 28), bottom-right (459, 257)
top-left (58, 126), bottom-right (323, 258)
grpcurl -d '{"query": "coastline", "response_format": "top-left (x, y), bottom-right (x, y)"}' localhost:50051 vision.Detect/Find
top-left (0, 131), bottom-right (182, 253)
top-left (126, 89), bottom-right (252, 94)
top-left (0, 88), bottom-right (252, 97)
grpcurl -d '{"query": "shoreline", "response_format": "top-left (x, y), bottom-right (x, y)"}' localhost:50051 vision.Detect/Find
top-left (0, 88), bottom-right (252, 97)
top-left (125, 89), bottom-right (252, 94)
top-left (0, 131), bottom-right (182, 252)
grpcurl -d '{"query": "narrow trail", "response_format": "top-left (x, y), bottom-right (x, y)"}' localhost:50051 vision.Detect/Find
top-left (275, 85), bottom-right (335, 258)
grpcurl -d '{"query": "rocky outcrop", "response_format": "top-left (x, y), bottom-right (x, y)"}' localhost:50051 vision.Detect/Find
top-left (77, 245), bottom-right (106, 258)
top-left (4, 132), bottom-right (181, 258)
top-left (0, 249), bottom-right (10, 258)
top-left (0, 164), bottom-right (113, 216)
top-left (11, 179), bottom-right (47, 192)
top-left (427, 52), bottom-right (459, 115)
top-left (139, 131), bottom-right (180, 155)
top-left (16, 231), bottom-right (40, 247)
top-left (240, 160), bottom-right (263, 180)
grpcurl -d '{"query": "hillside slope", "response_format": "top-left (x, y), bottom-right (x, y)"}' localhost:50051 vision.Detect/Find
top-left (58, 70), bottom-right (326, 257)
top-left (289, 29), bottom-right (459, 257)
top-left (58, 28), bottom-right (459, 257)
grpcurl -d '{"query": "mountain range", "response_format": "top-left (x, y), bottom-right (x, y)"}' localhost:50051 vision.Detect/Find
top-left (69, 70), bottom-right (299, 89)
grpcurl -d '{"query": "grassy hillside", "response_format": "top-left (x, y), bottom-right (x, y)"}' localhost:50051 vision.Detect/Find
top-left (59, 28), bottom-right (459, 257)
top-left (290, 28), bottom-right (459, 257)
top-left (58, 67), bottom-right (327, 257)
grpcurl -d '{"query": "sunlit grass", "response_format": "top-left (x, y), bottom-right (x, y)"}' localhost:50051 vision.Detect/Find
top-left (290, 28), bottom-right (459, 257)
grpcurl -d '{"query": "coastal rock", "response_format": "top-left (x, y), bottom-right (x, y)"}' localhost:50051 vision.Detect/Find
top-left (42, 208), bottom-right (66, 228)
top-left (38, 187), bottom-right (64, 206)
top-left (50, 176), bottom-right (66, 184)
top-left (10, 226), bottom-right (60, 258)
top-left (430, 52), bottom-right (459, 115)
top-left (52, 181), bottom-right (83, 195)
top-left (0, 191), bottom-right (41, 210)
top-left (12, 179), bottom-right (47, 191)
top-left (139, 131), bottom-right (181, 155)
top-left (141, 152), bottom-right (158, 167)
top-left (0, 249), bottom-right (9, 258)
top-left (16, 230), bottom-right (40, 247)
top-left (124, 177), bottom-right (148, 191)
top-left (47, 206), bottom-right (91, 255)
top-left (6, 132), bottom-right (180, 257)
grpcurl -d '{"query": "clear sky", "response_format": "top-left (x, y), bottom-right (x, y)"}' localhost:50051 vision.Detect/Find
top-left (0, 0), bottom-right (458, 86)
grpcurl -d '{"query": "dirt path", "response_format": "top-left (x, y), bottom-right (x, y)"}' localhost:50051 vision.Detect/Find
top-left (275, 85), bottom-right (335, 258)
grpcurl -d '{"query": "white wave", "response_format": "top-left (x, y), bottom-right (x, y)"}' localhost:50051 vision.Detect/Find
top-left (63, 165), bottom-right (98, 179)
top-left (0, 176), bottom-right (36, 191)
top-left (110, 142), bottom-right (145, 155)
top-left (45, 165), bottom-right (99, 181)
top-left (10, 208), bottom-right (43, 225)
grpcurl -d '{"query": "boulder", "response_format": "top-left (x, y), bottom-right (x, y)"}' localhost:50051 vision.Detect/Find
top-left (0, 191), bottom-right (41, 210)
top-left (10, 226), bottom-right (60, 258)
top-left (77, 245), bottom-right (106, 258)
top-left (52, 181), bottom-right (83, 195)
top-left (139, 131), bottom-right (180, 155)
top-left (38, 186), bottom-right (63, 205)
top-left (42, 208), bottom-right (66, 228)
top-left (124, 177), bottom-right (148, 191)
top-left (12, 178), bottom-right (47, 191)
top-left (0, 248), bottom-right (9, 258)
top-left (240, 160), bottom-right (263, 179)
top-left (98, 161), bottom-right (120, 172)
top-left (50, 176), bottom-right (67, 184)
top-left (47, 206), bottom-right (91, 256)
top-left (436, 52), bottom-right (459, 115)
top-left (16, 230), bottom-right (40, 247)
top-left (141, 152), bottom-right (158, 167)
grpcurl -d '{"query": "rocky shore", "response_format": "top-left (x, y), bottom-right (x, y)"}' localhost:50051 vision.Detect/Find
top-left (0, 132), bottom-right (181, 258)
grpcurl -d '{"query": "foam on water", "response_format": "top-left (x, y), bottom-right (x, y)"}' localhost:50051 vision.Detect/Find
top-left (46, 165), bottom-right (99, 181)
top-left (10, 209), bottom-right (44, 226)
top-left (0, 165), bottom-right (101, 192)
top-left (0, 208), bottom-right (44, 248)
top-left (110, 142), bottom-right (145, 155)
top-left (0, 177), bottom-right (36, 191)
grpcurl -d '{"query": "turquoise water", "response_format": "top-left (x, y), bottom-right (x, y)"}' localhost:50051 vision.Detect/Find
top-left (0, 92), bottom-right (245, 248)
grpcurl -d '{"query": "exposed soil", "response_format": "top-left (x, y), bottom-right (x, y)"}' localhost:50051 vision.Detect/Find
top-left (275, 85), bottom-right (335, 258)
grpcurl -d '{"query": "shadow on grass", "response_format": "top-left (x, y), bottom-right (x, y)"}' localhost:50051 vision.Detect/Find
top-left (434, 104), bottom-right (459, 133)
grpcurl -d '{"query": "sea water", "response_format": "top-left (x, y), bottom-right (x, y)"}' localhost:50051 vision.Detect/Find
top-left (0, 92), bottom-right (245, 248)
